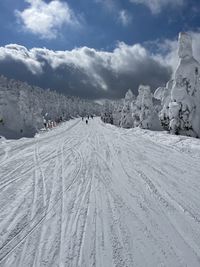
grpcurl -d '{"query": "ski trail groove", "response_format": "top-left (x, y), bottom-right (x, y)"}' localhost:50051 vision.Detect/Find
top-left (1, 118), bottom-right (200, 267)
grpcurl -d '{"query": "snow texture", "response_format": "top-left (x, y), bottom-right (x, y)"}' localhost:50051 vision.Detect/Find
top-left (120, 89), bottom-right (135, 128)
top-left (102, 87), bottom-right (160, 130)
top-left (154, 32), bottom-right (200, 137)
top-left (0, 117), bottom-right (200, 266)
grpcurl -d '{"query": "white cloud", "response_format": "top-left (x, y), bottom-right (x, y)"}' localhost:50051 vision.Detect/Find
top-left (0, 44), bottom-right (43, 74)
top-left (0, 41), bottom-right (171, 98)
top-left (15, 0), bottom-right (79, 39)
top-left (151, 38), bottom-right (179, 73)
top-left (151, 31), bottom-right (200, 77)
top-left (1, 31), bottom-right (200, 98)
top-left (129, 0), bottom-right (185, 14)
top-left (118, 10), bottom-right (132, 26)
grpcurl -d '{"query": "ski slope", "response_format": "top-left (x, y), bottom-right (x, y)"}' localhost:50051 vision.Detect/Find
top-left (0, 117), bottom-right (200, 267)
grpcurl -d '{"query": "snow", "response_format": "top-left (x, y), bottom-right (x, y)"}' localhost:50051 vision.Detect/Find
top-left (154, 32), bottom-right (200, 137)
top-left (0, 75), bottom-right (101, 139)
top-left (105, 87), bottom-right (160, 130)
top-left (134, 85), bottom-right (155, 129)
top-left (1, 117), bottom-right (200, 266)
top-left (120, 89), bottom-right (135, 128)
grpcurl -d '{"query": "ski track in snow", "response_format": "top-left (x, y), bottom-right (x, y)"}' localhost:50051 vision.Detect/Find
top-left (0, 118), bottom-right (200, 267)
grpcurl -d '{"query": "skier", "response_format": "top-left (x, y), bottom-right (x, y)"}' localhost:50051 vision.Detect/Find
top-left (86, 119), bottom-right (88, 125)
top-left (82, 117), bottom-right (84, 121)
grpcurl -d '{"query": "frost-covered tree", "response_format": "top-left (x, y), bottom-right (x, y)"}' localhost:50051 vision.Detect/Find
top-left (120, 89), bottom-right (135, 128)
top-left (101, 100), bottom-right (114, 124)
top-left (154, 80), bottom-right (173, 130)
top-left (154, 32), bottom-right (200, 137)
top-left (18, 88), bottom-right (43, 134)
top-left (112, 99), bottom-right (124, 126)
top-left (0, 75), bottom-right (102, 138)
top-left (0, 77), bottom-right (23, 137)
top-left (101, 87), bottom-right (159, 130)
top-left (133, 85), bottom-right (155, 129)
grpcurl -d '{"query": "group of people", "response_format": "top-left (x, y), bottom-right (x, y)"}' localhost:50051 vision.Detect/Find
top-left (82, 115), bottom-right (94, 124)
top-left (43, 116), bottom-right (63, 130)
top-left (43, 114), bottom-right (94, 129)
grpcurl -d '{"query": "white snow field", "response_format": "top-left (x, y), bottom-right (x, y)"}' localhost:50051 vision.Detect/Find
top-left (0, 117), bottom-right (200, 267)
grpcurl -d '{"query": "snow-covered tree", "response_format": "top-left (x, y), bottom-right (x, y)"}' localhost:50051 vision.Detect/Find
top-left (154, 80), bottom-right (173, 130)
top-left (120, 89), bottom-right (135, 128)
top-left (0, 75), bottom-right (102, 138)
top-left (101, 87), bottom-right (159, 130)
top-left (112, 99), bottom-right (124, 126)
top-left (133, 85), bottom-right (156, 129)
top-left (154, 32), bottom-right (200, 137)
top-left (101, 100), bottom-right (114, 124)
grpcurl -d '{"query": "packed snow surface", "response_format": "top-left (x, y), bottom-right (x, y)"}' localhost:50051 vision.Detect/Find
top-left (0, 118), bottom-right (200, 267)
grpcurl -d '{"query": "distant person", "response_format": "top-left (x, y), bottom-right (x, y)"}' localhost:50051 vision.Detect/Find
top-left (0, 118), bottom-right (4, 125)
top-left (43, 118), bottom-right (47, 128)
top-left (87, 115), bottom-right (89, 120)
top-left (86, 119), bottom-right (88, 125)
top-left (82, 117), bottom-right (84, 121)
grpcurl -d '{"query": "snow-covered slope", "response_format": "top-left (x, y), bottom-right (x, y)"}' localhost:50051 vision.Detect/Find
top-left (0, 118), bottom-right (200, 267)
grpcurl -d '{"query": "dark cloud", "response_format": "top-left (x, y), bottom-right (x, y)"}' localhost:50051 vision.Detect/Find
top-left (0, 42), bottom-right (172, 99)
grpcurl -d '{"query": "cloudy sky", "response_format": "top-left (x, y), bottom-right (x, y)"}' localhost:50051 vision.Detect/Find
top-left (0, 0), bottom-right (200, 99)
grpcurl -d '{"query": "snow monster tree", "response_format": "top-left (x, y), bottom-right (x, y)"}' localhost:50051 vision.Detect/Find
top-left (154, 80), bottom-right (173, 130)
top-left (133, 85), bottom-right (155, 129)
top-left (120, 89), bottom-right (135, 128)
top-left (154, 32), bottom-right (200, 137)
